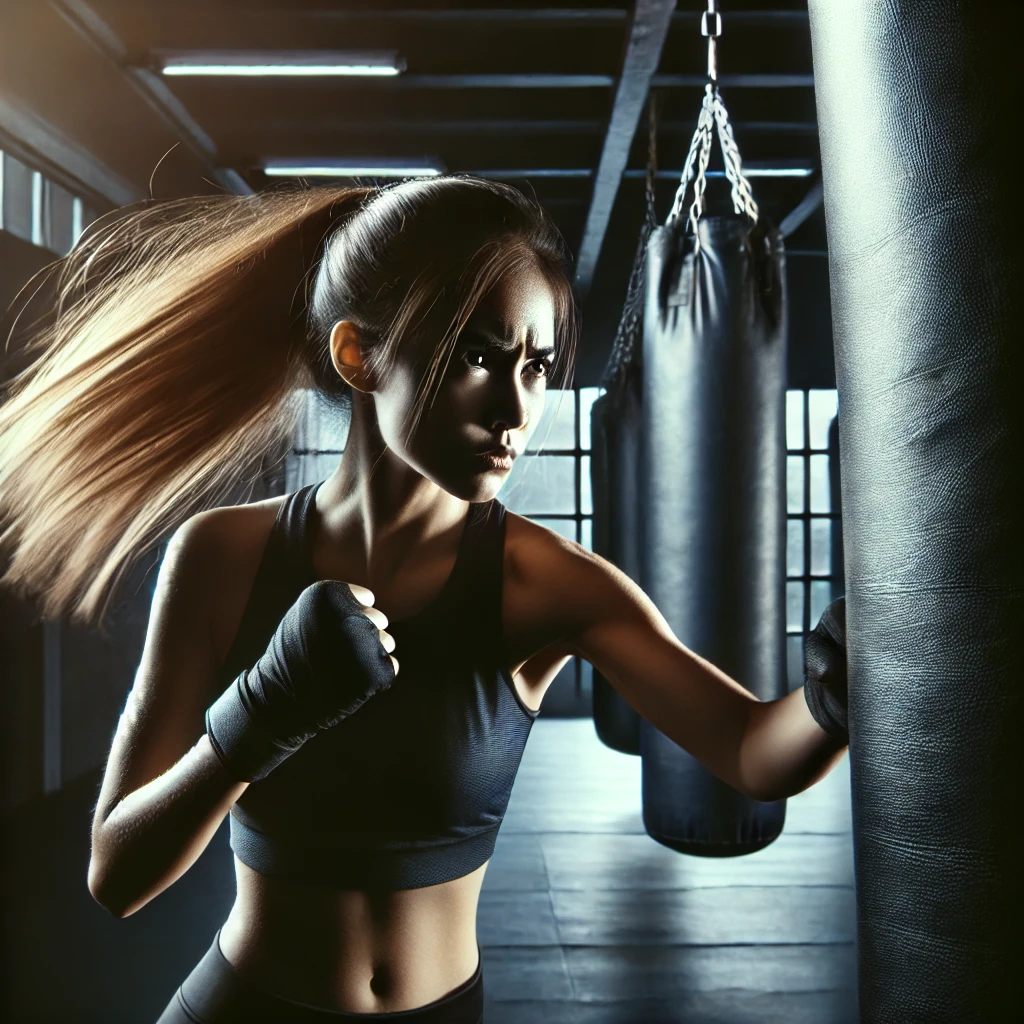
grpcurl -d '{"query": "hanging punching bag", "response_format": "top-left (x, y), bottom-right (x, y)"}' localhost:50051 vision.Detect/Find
top-left (590, 375), bottom-right (643, 754)
top-left (589, 99), bottom-right (659, 756)
top-left (809, 1), bottom-right (1024, 1017)
top-left (639, 83), bottom-right (788, 856)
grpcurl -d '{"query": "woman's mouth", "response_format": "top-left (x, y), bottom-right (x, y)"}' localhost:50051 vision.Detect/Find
top-left (473, 446), bottom-right (516, 472)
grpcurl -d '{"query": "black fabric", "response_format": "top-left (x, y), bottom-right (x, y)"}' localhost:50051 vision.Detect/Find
top-left (589, 376), bottom-right (643, 755)
top-left (639, 215), bottom-right (788, 856)
top-left (213, 484), bottom-right (537, 891)
top-left (206, 580), bottom-right (396, 782)
top-left (808, 1), bottom-right (1024, 1017)
top-left (155, 930), bottom-right (483, 1023)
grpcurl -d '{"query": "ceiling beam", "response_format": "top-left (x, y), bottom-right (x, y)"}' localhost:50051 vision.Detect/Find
top-left (353, 74), bottom-right (614, 89)
top-left (575, 0), bottom-right (678, 294)
top-left (0, 93), bottom-right (138, 207)
top-left (245, 118), bottom-right (817, 137)
top-left (161, 8), bottom-right (805, 26)
top-left (779, 178), bottom-right (824, 237)
top-left (652, 73), bottom-right (814, 87)
top-left (50, 0), bottom-right (251, 195)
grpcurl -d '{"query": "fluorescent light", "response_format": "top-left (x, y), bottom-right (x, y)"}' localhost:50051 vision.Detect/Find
top-left (743, 166), bottom-right (814, 178)
top-left (468, 169), bottom-right (593, 179)
top-left (263, 163), bottom-right (443, 178)
top-left (624, 166), bottom-right (815, 180)
top-left (159, 50), bottom-right (404, 77)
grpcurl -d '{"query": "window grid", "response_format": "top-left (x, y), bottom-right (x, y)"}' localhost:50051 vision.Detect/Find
top-left (787, 388), bottom-right (841, 637)
top-left (0, 148), bottom-right (95, 255)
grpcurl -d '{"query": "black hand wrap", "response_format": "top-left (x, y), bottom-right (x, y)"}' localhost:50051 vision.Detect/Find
top-left (803, 596), bottom-right (849, 744)
top-left (206, 580), bottom-right (395, 782)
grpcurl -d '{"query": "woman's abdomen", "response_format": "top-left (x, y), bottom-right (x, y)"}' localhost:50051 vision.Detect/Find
top-left (218, 856), bottom-right (486, 1014)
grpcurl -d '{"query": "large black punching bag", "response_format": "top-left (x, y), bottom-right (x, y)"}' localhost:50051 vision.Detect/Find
top-left (590, 375), bottom-right (643, 754)
top-left (639, 84), bottom-right (788, 856)
top-left (809, 1), bottom-right (1024, 1018)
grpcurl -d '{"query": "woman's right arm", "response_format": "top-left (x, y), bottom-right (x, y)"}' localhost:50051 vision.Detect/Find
top-left (87, 509), bottom-right (259, 918)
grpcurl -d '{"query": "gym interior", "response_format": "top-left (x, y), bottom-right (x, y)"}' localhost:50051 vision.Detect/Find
top-left (0, 2), bottom-right (1019, 1022)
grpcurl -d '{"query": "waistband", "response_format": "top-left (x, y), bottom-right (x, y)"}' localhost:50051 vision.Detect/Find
top-left (175, 929), bottom-right (483, 1023)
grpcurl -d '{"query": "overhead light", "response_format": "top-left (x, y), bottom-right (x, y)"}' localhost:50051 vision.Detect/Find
top-left (743, 166), bottom-right (814, 178)
top-left (623, 165), bottom-right (815, 180)
top-left (468, 169), bottom-right (593, 179)
top-left (263, 160), bottom-right (443, 178)
top-left (158, 50), bottom-right (405, 77)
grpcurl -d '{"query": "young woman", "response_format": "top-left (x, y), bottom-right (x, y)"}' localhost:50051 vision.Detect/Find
top-left (0, 176), bottom-right (848, 1023)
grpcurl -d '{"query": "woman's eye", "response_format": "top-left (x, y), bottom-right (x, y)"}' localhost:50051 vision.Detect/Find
top-left (464, 350), bottom-right (487, 369)
top-left (526, 357), bottom-right (553, 379)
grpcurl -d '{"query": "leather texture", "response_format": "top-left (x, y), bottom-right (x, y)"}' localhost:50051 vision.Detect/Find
top-left (808, 1), bottom-right (1024, 1018)
top-left (589, 373), bottom-right (644, 755)
top-left (639, 215), bottom-right (789, 856)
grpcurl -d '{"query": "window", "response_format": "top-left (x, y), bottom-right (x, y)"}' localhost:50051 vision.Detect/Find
top-left (786, 388), bottom-right (842, 689)
top-left (0, 148), bottom-right (95, 255)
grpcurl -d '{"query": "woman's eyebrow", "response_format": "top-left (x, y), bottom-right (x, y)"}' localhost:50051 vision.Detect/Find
top-left (460, 325), bottom-right (554, 356)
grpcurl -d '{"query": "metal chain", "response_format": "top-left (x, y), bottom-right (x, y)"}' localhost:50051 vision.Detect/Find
top-left (666, 1), bottom-right (759, 244)
top-left (714, 90), bottom-right (759, 221)
top-left (667, 84), bottom-right (759, 245)
top-left (667, 85), bottom-right (714, 224)
top-left (601, 95), bottom-right (660, 389)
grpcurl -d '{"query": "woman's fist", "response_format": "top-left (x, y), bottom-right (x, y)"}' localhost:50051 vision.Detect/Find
top-left (206, 580), bottom-right (398, 782)
top-left (803, 596), bottom-right (848, 743)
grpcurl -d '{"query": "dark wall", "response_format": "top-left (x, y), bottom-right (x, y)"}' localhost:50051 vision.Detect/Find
top-left (786, 252), bottom-right (835, 389)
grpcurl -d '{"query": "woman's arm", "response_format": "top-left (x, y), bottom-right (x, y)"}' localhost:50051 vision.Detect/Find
top-left (508, 520), bottom-right (846, 801)
top-left (89, 735), bottom-right (247, 919)
top-left (88, 508), bottom-right (265, 918)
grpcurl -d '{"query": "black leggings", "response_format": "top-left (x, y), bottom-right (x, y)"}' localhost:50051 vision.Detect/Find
top-left (155, 930), bottom-right (484, 1024)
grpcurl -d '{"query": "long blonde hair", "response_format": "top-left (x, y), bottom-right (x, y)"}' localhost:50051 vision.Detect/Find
top-left (0, 177), bottom-right (578, 622)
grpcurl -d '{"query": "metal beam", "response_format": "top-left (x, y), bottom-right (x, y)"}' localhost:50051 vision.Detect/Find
top-left (360, 74), bottom-right (614, 89)
top-left (248, 118), bottom-right (817, 137)
top-left (779, 178), bottom-right (824, 237)
top-left (652, 73), bottom-right (814, 87)
top-left (0, 94), bottom-right (138, 207)
top-left (575, 0), bottom-right (678, 294)
top-left (50, 0), bottom-right (251, 195)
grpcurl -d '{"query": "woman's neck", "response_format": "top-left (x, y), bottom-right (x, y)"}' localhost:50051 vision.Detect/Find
top-left (313, 395), bottom-right (469, 584)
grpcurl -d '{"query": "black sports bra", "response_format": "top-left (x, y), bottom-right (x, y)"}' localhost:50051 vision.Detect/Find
top-left (216, 483), bottom-right (538, 890)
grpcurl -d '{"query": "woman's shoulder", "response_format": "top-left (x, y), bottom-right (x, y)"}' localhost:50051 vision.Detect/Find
top-left (502, 511), bottom-right (609, 642)
top-left (502, 509), bottom-right (647, 640)
top-left (162, 493), bottom-right (290, 664)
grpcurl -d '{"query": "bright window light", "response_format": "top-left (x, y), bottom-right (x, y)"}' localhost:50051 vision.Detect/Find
top-left (263, 162), bottom-right (443, 178)
top-left (159, 50), bottom-right (404, 77)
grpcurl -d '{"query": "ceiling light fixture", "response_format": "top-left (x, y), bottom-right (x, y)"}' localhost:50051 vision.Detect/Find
top-left (263, 161), bottom-right (443, 178)
top-left (159, 50), bottom-right (405, 77)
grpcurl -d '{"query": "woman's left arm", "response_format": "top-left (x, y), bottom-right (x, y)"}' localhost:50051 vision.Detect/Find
top-left (516, 531), bottom-right (847, 802)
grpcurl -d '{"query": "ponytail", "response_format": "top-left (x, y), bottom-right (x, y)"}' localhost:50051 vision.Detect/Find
top-left (0, 185), bottom-right (370, 622)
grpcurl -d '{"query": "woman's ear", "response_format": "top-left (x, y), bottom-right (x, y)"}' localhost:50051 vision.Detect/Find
top-left (329, 321), bottom-right (375, 392)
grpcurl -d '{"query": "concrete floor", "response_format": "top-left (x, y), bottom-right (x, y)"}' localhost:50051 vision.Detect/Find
top-left (0, 720), bottom-right (857, 1023)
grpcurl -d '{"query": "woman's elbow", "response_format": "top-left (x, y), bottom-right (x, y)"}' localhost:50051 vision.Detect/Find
top-left (87, 854), bottom-right (144, 919)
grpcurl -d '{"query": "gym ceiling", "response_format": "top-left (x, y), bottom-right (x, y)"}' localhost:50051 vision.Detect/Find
top-left (0, 0), bottom-right (825, 384)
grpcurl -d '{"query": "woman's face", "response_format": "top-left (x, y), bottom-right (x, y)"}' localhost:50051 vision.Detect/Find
top-left (373, 262), bottom-right (557, 502)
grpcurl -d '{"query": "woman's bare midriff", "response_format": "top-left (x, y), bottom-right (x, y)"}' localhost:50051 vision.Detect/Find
top-left (218, 856), bottom-right (487, 1013)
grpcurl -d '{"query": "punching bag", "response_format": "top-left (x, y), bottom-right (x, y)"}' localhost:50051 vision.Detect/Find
top-left (639, 84), bottom-right (788, 856)
top-left (590, 374), bottom-right (643, 754)
top-left (809, 1), bottom-right (1024, 1018)
top-left (589, 99), bottom-right (657, 756)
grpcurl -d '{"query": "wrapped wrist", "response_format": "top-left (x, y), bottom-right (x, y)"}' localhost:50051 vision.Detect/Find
top-left (205, 673), bottom-right (307, 782)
